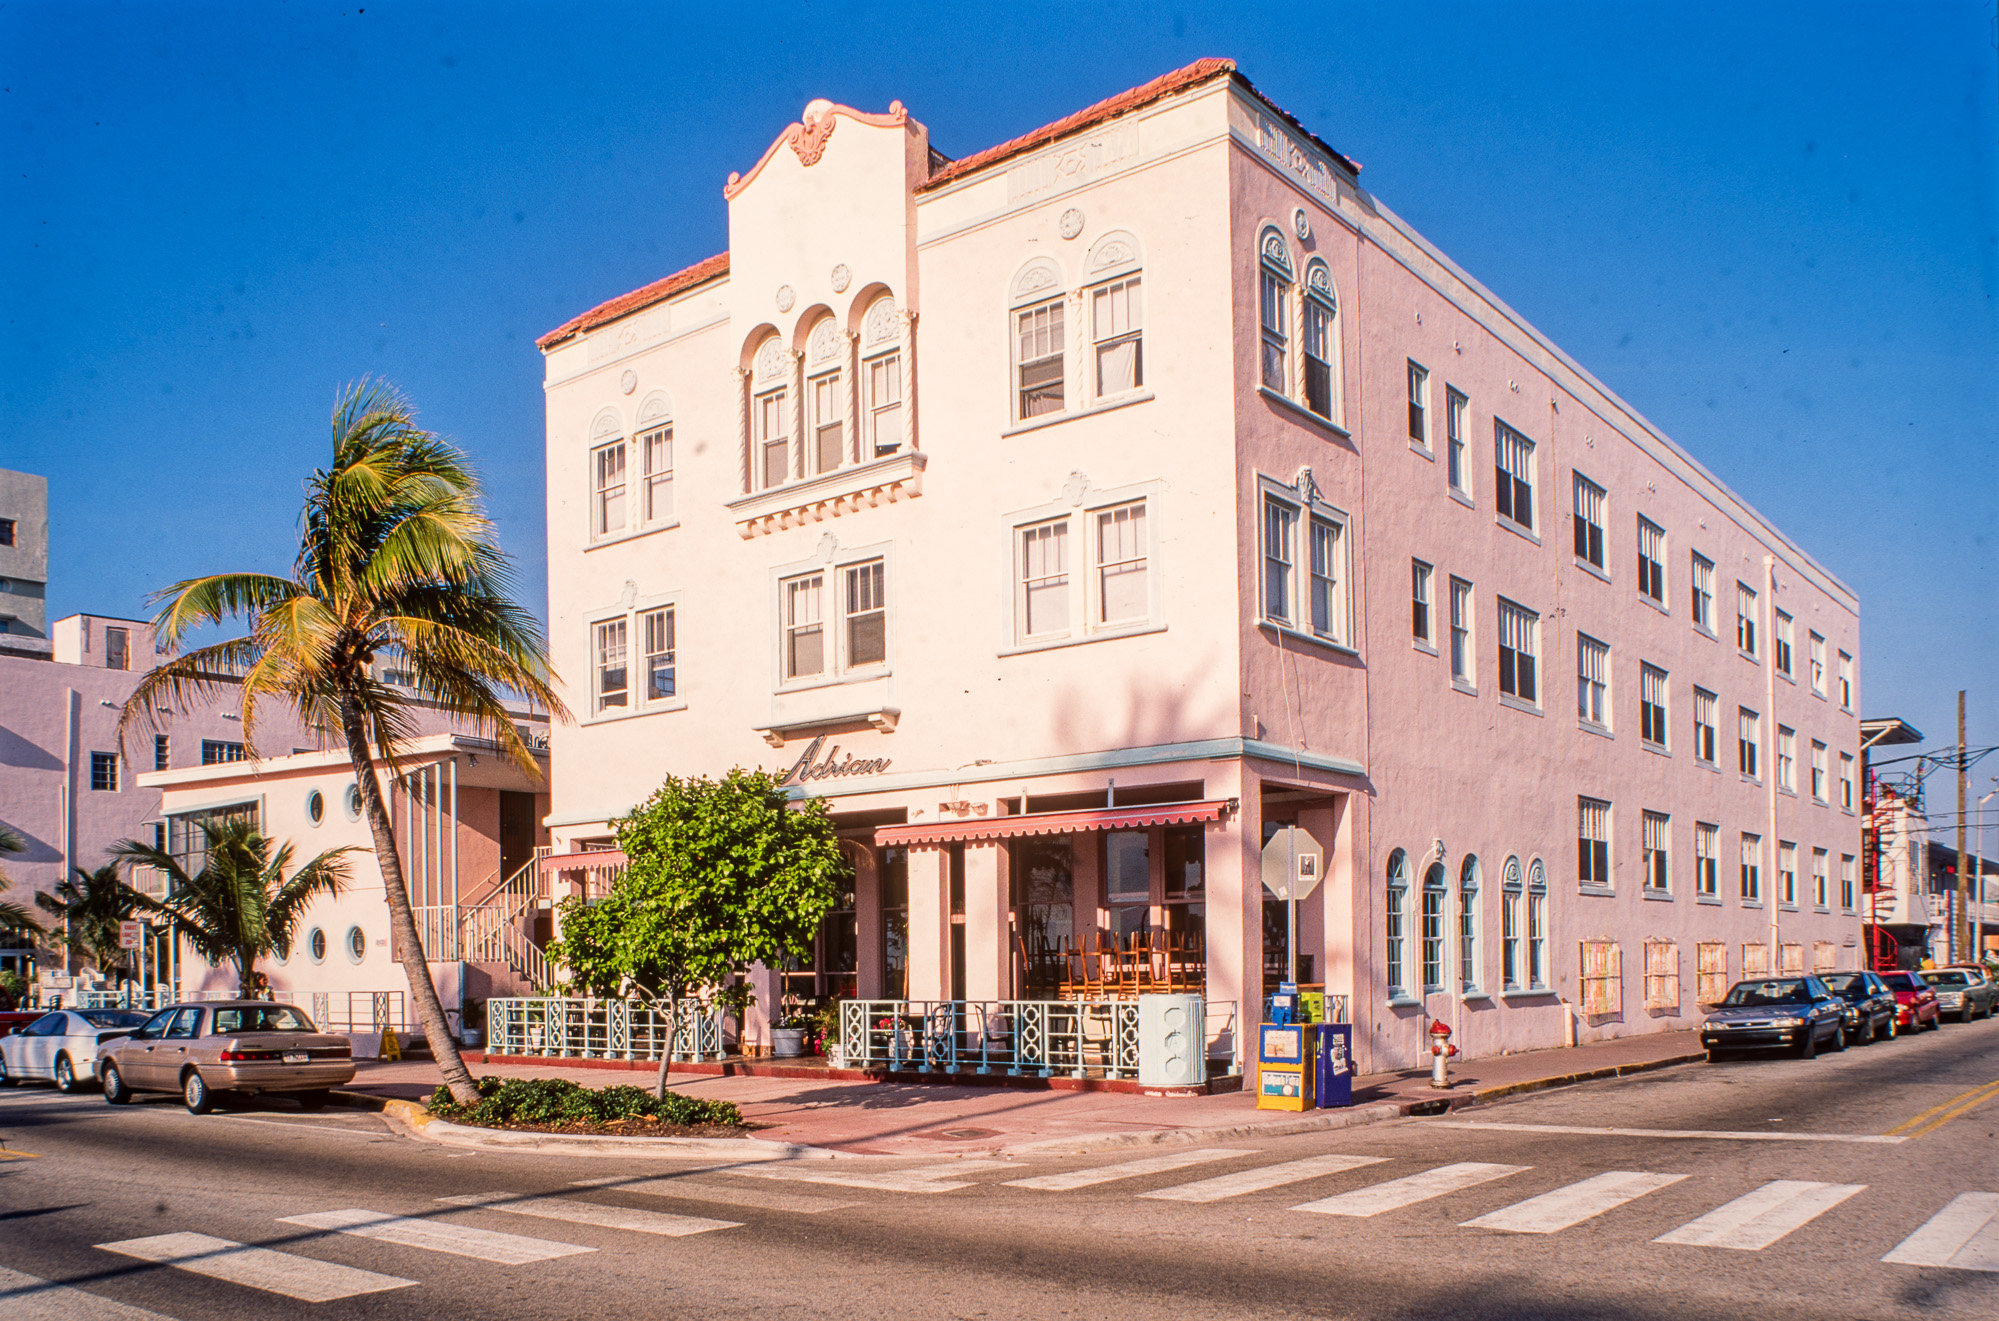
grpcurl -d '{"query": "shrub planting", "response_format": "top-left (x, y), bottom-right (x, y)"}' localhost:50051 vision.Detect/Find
top-left (427, 1076), bottom-right (743, 1129)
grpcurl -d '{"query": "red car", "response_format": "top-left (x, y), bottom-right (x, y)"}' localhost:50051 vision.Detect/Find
top-left (1880, 971), bottom-right (1941, 1031)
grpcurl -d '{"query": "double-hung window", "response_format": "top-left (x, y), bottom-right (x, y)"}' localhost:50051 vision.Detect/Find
top-left (1309, 520), bottom-right (1344, 638)
top-left (1812, 848), bottom-right (1830, 909)
top-left (1527, 862), bottom-right (1548, 989)
top-left (1640, 664), bottom-right (1668, 747)
top-left (584, 599), bottom-right (680, 720)
top-left (1501, 859), bottom-right (1522, 990)
top-left (1741, 833), bottom-right (1763, 902)
top-left (845, 561), bottom-right (887, 668)
top-left (1411, 561), bottom-right (1434, 647)
top-left (1778, 842), bottom-right (1798, 907)
top-left (1809, 632), bottom-right (1826, 696)
top-left (809, 370), bottom-right (843, 475)
top-left (1458, 858), bottom-right (1480, 993)
top-left (1016, 298), bottom-right (1065, 419)
top-left (782, 573), bottom-right (826, 680)
top-left (1011, 491), bottom-right (1157, 646)
top-left (1092, 277), bottom-right (1143, 396)
top-left (1421, 864), bottom-right (1447, 992)
top-left (1637, 519), bottom-right (1665, 603)
top-left (641, 607), bottom-right (675, 702)
top-left (1259, 247), bottom-right (1290, 393)
top-left (90, 752), bottom-right (118, 792)
top-left (1019, 521), bottom-right (1069, 640)
top-left (776, 555), bottom-right (889, 685)
top-left (639, 425), bottom-right (673, 525)
top-left (1577, 634), bottom-right (1609, 727)
top-left (1695, 823), bottom-right (1719, 897)
top-left (1494, 421), bottom-right (1535, 532)
top-left (1739, 707), bottom-right (1761, 779)
top-left (593, 618), bottom-right (629, 713)
top-left (1643, 811), bottom-right (1670, 893)
top-left (1446, 389), bottom-right (1469, 494)
top-left (1260, 482), bottom-right (1350, 646)
top-left (1693, 688), bottom-right (1719, 764)
top-left (1262, 500), bottom-right (1296, 627)
top-left (1840, 854), bottom-right (1856, 910)
top-left (1777, 726), bottom-right (1797, 793)
top-left (1736, 584), bottom-right (1759, 657)
top-left (1691, 554), bottom-right (1715, 631)
top-left (1497, 597), bottom-right (1539, 703)
top-left (1810, 740), bottom-right (1828, 801)
top-left (754, 383), bottom-right (789, 489)
top-left (1774, 610), bottom-right (1794, 678)
top-left (1302, 278), bottom-right (1337, 419)
top-left (1407, 360), bottom-right (1429, 445)
top-left (1449, 578), bottom-right (1473, 684)
top-left (1572, 474), bottom-right (1606, 569)
top-left (863, 349), bottom-right (902, 455)
top-left (1385, 851), bottom-right (1409, 998)
top-left (1096, 503), bottom-right (1148, 626)
top-left (1578, 797), bottom-right (1611, 890)
top-left (592, 440), bottom-right (627, 538)
top-left (1838, 651), bottom-right (1853, 710)
top-left (1839, 753), bottom-right (1855, 810)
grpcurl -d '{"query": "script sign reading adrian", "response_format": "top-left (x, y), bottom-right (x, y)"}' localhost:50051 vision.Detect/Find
top-left (782, 735), bottom-right (892, 787)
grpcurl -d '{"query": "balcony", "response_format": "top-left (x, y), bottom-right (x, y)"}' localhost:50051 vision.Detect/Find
top-left (726, 450), bottom-right (926, 539)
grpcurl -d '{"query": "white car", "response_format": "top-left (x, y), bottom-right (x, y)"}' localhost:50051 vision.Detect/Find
top-left (0, 1009), bottom-right (152, 1093)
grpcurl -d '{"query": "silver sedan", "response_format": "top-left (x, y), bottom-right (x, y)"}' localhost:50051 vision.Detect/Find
top-left (0, 1009), bottom-right (151, 1093)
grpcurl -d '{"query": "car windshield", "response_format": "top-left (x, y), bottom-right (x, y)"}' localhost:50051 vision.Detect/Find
top-left (78, 1011), bottom-right (148, 1028)
top-left (1882, 973), bottom-right (1923, 991)
top-left (1925, 971), bottom-right (1970, 987)
top-left (1720, 980), bottom-right (1815, 1007)
top-left (210, 1005), bottom-right (316, 1034)
top-left (1819, 973), bottom-right (1865, 998)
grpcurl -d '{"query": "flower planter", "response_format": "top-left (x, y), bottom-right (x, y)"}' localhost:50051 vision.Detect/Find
top-left (770, 1026), bottom-right (808, 1058)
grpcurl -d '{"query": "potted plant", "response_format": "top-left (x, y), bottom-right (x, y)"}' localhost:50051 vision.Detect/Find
top-left (812, 997), bottom-right (846, 1066)
top-left (770, 1010), bottom-right (810, 1058)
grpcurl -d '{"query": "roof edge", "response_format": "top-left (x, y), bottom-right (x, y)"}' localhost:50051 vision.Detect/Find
top-left (536, 251), bottom-right (731, 352)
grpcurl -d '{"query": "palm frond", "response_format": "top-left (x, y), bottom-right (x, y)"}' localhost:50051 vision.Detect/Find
top-left (117, 639), bottom-right (266, 748)
top-left (150, 573), bottom-right (303, 649)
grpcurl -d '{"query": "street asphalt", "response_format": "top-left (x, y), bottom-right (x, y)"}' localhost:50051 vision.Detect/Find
top-left (1, 1016), bottom-right (1994, 1320)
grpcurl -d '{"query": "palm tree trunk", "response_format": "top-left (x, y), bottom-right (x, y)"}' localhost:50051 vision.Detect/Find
top-left (337, 689), bottom-right (481, 1105)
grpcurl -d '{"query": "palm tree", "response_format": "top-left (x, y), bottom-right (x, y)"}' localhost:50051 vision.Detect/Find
top-left (119, 380), bottom-right (566, 1103)
top-left (0, 825), bottom-right (45, 938)
top-left (35, 863), bottom-right (137, 978)
top-left (114, 819), bottom-right (351, 997)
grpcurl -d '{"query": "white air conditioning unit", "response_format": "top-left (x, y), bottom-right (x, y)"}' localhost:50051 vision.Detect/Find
top-left (1138, 993), bottom-right (1204, 1088)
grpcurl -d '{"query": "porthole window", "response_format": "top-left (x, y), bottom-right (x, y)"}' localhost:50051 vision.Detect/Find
top-left (309, 928), bottom-right (327, 963)
top-left (306, 789), bottom-right (325, 826)
top-left (345, 925), bottom-right (366, 964)
top-left (345, 784), bottom-right (363, 821)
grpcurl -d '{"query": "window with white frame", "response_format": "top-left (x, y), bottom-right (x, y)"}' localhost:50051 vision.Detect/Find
top-left (1263, 499), bottom-right (1296, 626)
top-left (1641, 663), bottom-right (1668, 747)
top-left (1809, 631), bottom-right (1826, 696)
top-left (1009, 492), bottom-right (1158, 646)
top-left (1691, 553), bottom-right (1714, 631)
top-left (1449, 578), bottom-right (1473, 684)
top-left (1838, 651), bottom-right (1853, 710)
top-left (1494, 421), bottom-right (1535, 532)
top-left (1309, 518), bottom-right (1345, 639)
top-left (808, 368), bottom-right (843, 475)
top-left (1092, 276), bottom-right (1143, 396)
top-left (1778, 725), bottom-right (1797, 793)
top-left (1016, 298), bottom-right (1065, 419)
top-left (1812, 847), bottom-right (1830, 909)
top-left (782, 573), bottom-right (826, 680)
top-left (1421, 863), bottom-right (1447, 992)
top-left (844, 560), bottom-right (887, 668)
top-left (1501, 857), bottom-right (1522, 990)
top-left (639, 425), bottom-right (673, 525)
top-left (1446, 388), bottom-right (1469, 494)
top-left (1096, 502), bottom-right (1148, 626)
top-left (1840, 853), bottom-right (1856, 910)
top-left (1811, 740), bottom-right (1828, 801)
top-left (1643, 811), bottom-right (1670, 893)
top-left (1497, 597), bottom-right (1539, 703)
top-left (1385, 850), bottom-right (1409, 998)
top-left (1411, 560), bottom-right (1433, 646)
top-left (1527, 860), bottom-right (1549, 989)
top-left (863, 349), bottom-right (901, 455)
top-left (1579, 797), bottom-right (1611, 890)
top-left (1637, 518), bottom-right (1665, 603)
top-left (1407, 360), bottom-right (1429, 445)
top-left (641, 607), bottom-right (675, 702)
top-left (1739, 707), bottom-right (1761, 778)
top-left (1779, 841), bottom-right (1798, 906)
top-left (1572, 473), bottom-right (1606, 569)
top-left (1737, 583), bottom-right (1759, 656)
top-left (754, 381), bottom-right (789, 489)
top-left (1302, 266), bottom-right (1338, 420)
top-left (1741, 832), bottom-right (1762, 902)
top-left (591, 440), bottom-right (627, 538)
top-left (1774, 610), bottom-right (1794, 677)
top-left (1577, 634), bottom-right (1609, 727)
top-left (1019, 521), bottom-right (1068, 641)
top-left (1839, 752), bottom-right (1855, 810)
top-left (1259, 233), bottom-right (1292, 394)
top-left (1261, 482), bottom-right (1350, 645)
top-left (593, 618), bottom-right (628, 713)
top-left (1458, 856), bottom-right (1480, 993)
top-left (1695, 822), bottom-right (1719, 897)
top-left (1694, 687), bottom-right (1718, 764)
top-left (90, 751), bottom-right (118, 792)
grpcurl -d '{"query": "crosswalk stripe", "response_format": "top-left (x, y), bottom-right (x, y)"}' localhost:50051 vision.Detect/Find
top-left (729, 1159), bottom-right (1013, 1193)
top-left (1293, 1162), bottom-right (1529, 1218)
top-left (437, 1193), bottom-right (742, 1237)
top-left (1139, 1154), bottom-right (1390, 1203)
top-left (0, 1264), bottom-right (180, 1320)
top-left (279, 1207), bottom-right (595, 1264)
top-left (572, 1175), bottom-right (858, 1214)
top-left (96, 1232), bottom-right (415, 1302)
top-left (1462, 1170), bottom-right (1687, 1234)
top-left (1654, 1181), bottom-right (1866, 1250)
top-left (1882, 1192), bottom-right (1999, 1271)
top-left (1004, 1149), bottom-right (1255, 1192)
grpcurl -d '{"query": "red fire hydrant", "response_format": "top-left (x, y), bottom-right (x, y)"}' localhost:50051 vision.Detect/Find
top-left (1428, 1018), bottom-right (1459, 1089)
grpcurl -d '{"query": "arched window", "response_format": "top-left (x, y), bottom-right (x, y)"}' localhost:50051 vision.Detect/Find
top-left (804, 316), bottom-right (844, 476)
top-left (1527, 859), bottom-right (1549, 990)
top-left (1258, 229), bottom-right (1294, 395)
top-left (1303, 259), bottom-right (1341, 423)
top-left (860, 294), bottom-right (901, 456)
top-left (1422, 862), bottom-right (1448, 993)
top-left (1501, 857), bottom-right (1524, 990)
top-left (1459, 856), bottom-right (1481, 993)
top-left (1085, 232), bottom-right (1143, 399)
top-left (751, 336), bottom-right (791, 489)
top-left (589, 409), bottom-right (626, 539)
top-left (1385, 848), bottom-right (1409, 999)
top-left (1011, 259), bottom-right (1066, 421)
top-left (634, 392), bottom-right (674, 526)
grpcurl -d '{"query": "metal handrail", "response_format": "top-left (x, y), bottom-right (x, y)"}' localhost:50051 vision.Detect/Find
top-left (484, 996), bottom-right (726, 1061)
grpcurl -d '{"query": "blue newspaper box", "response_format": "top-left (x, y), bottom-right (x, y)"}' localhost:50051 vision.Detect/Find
top-left (1316, 1023), bottom-right (1354, 1108)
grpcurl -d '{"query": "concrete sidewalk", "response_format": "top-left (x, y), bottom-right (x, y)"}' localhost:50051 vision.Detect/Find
top-left (343, 1030), bottom-right (1705, 1156)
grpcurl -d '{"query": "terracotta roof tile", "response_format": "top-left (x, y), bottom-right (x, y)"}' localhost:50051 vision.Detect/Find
top-left (536, 251), bottom-right (730, 351)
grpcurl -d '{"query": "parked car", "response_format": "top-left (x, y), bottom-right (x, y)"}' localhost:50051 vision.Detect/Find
top-left (1880, 971), bottom-right (1942, 1032)
top-left (1923, 966), bottom-right (1998, 1022)
top-left (1818, 971), bottom-right (1900, 1044)
top-left (95, 1000), bottom-right (356, 1113)
top-left (1699, 977), bottom-right (1848, 1059)
top-left (0, 1009), bottom-right (150, 1092)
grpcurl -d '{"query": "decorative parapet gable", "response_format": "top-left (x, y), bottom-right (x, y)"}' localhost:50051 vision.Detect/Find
top-left (724, 450), bottom-right (927, 539)
top-left (724, 100), bottom-right (913, 200)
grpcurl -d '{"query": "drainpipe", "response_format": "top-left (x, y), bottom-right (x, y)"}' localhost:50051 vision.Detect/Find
top-left (62, 687), bottom-right (77, 978)
top-left (1765, 555), bottom-right (1781, 972)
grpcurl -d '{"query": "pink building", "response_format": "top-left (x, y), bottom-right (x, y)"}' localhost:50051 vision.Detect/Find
top-left (535, 60), bottom-right (1862, 1073)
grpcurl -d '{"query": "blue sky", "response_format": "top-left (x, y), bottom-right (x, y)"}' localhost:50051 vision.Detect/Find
top-left (3, 1), bottom-right (1995, 768)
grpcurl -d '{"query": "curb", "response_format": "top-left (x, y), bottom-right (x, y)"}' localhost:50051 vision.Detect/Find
top-left (330, 1090), bottom-right (841, 1160)
top-left (1459, 1050), bottom-right (1707, 1107)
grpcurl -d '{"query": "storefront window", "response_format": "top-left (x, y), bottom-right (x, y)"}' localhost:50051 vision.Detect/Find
top-left (1011, 836), bottom-right (1074, 998)
top-left (879, 845), bottom-right (909, 1000)
top-left (783, 852), bottom-right (857, 1002)
top-left (1163, 825), bottom-right (1205, 985)
top-left (1104, 829), bottom-right (1150, 939)
top-left (948, 843), bottom-right (967, 1001)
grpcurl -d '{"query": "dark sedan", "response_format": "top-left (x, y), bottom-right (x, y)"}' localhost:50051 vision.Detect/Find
top-left (1700, 977), bottom-right (1847, 1059)
top-left (1818, 971), bottom-right (1899, 1044)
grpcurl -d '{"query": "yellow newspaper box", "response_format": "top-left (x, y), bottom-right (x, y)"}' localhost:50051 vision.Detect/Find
top-left (1255, 1023), bottom-right (1318, 1111)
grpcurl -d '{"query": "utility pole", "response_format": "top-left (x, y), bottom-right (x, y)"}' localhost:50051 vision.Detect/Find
top-left (1958, 691), bottom-right (1970, 965)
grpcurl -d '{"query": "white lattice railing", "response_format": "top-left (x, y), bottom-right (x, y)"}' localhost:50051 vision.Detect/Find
top-left (484, 997), bottom-right (726, 1062)
top-left (838, 998), bottom-right (1240, 1081)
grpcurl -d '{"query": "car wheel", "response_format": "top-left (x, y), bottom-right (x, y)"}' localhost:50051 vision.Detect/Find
top-left (1706, 1048), bottom-right (1726, 1063)
top-left (53, 1054), bottom-right (80, 1093)
top-left (1831, 1023), bottom-right (1848, 1052)
top-left (0, 1056), bottom-right (14, 1088)
top-left (1798, 1028), bottom-right (1818, 1060)
top-left (182, 1070), bottom-right (214, 1115)
top-left (294, 1089), bottom-right (332, 1111)
top-left (101, 1063), bottom-right (132, 1105)
top-left (1887, 1015), bottom-right (1899, 1039)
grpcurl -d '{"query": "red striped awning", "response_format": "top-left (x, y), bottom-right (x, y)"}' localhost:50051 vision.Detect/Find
top-left (538, 849), bottom-right (627, 873)
top-left (873, 800), bottom-right (1230, 847)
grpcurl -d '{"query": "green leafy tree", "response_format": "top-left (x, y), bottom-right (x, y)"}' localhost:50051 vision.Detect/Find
top-left (550, 769), bottom-right (844, 1097)
top-left (34, 863), bottom-right (137, 978)
top-left (113, 818), bottom-right (352, 997)
top-left (118, 381), bottom-right (567, 1105)
top-left (0, 825), bottom-right (44, 938)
